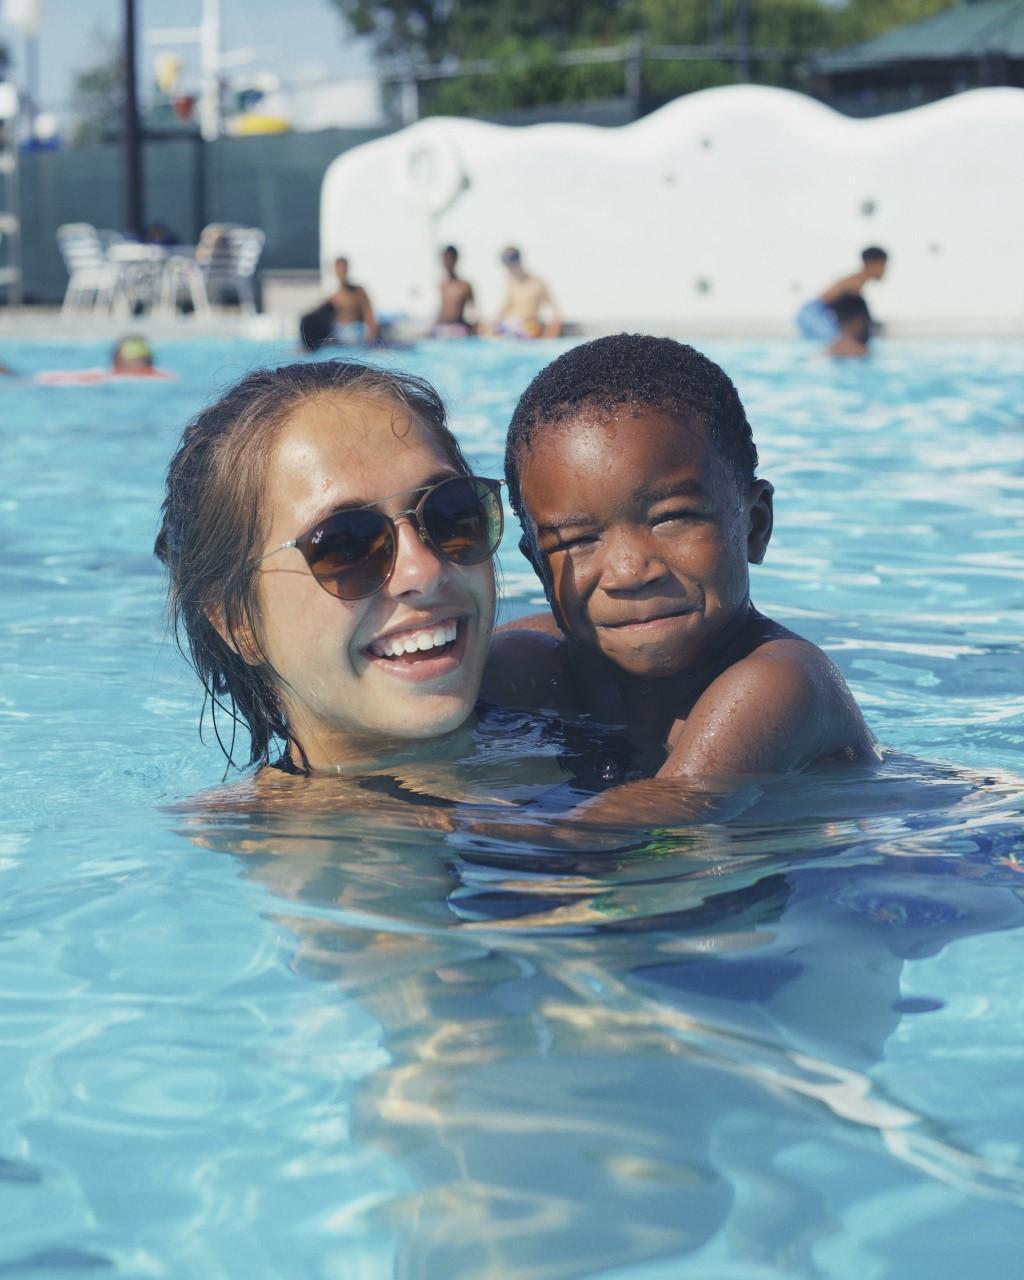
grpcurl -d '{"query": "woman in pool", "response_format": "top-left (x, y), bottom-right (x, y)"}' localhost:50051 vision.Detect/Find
top-left (155, 360), bottom-right (503, 781)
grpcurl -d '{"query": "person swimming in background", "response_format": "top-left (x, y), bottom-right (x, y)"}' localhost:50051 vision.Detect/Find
top-left (434, 245), bottom-right (477, 338)
top-left (482, 334), bottom-right (878, 827)
top-left (155, 360), bottom-right (502, 781)
top-left (493, 246), bottom-right (561, 339)
top-left (796, 246), bottom-right (888, 344)
top-left (828, 292), bottom-right (872, 358)
top-left (112, 334), bottom-right (160, 375)
top-left (34, 336), bottom-right (173, 385)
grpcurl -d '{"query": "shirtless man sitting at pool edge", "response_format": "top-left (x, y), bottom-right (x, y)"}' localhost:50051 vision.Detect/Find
top-left (435, 245), bottom-right (477, 337)
top-left (494, 246), bottom-right (561, 339)
top-left (329, 256), bottom-right (379, 344)
top-left (483, 334), bottom-right (877, 821)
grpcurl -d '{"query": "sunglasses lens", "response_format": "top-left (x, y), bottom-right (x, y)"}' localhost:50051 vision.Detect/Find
top-left (306, 509), bottom-right (395, 600)
top-left (422, 477), bottom-right (503, 565)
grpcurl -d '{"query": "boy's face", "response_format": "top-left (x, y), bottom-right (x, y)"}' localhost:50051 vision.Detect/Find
top-left (518, 407), bottom-right (773, 680)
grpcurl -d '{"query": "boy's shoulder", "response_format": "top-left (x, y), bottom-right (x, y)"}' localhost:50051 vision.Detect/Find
top-left (664, 622), bottom-right (876, 778)
top-left (482, 613), bottom-right (576, 715)
top-left (485, 610), bottom-right (877, 778)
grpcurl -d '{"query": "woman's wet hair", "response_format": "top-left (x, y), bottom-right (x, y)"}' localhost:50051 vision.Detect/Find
top-left (504, 333), bottom-right (758, 522)
top-left (155, 359), bottom-right (472, 773)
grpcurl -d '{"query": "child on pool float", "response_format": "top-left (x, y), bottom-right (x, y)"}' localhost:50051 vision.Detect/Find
top-left (35, 335), bottom-right (175, 385)
top-left (111, 335), bottom-right (168, 376)
top-left (482, 333), bottom-right (878, 826)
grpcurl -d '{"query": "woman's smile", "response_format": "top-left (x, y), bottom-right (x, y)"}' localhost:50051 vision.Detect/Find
top-left (362, 614), bottom-right (468, 681)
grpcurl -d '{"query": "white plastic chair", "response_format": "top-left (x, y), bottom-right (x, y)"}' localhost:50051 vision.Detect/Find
top-left (56, 223), bottom-right (127, 317)
top-left (0, 212), bottom-right (19, 300)
top-left (108, 242), bottom-right (171, 315)
top-left (158, 225), bottom-right (265, 316)
top-left (200, 224), bottom-right (265, 315)
top-left (157, 250), bottom-right (211, 317)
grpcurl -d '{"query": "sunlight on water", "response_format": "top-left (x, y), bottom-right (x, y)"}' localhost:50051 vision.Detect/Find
top-left (1, 336), bottom-right (1023, 1278)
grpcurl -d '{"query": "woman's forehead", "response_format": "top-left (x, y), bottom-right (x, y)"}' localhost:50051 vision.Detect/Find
top-left (267, 395), bottom-right (450, 518)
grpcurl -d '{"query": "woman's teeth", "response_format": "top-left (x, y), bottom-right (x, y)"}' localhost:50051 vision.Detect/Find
top-left (369, 620), bottom-right (458, 659)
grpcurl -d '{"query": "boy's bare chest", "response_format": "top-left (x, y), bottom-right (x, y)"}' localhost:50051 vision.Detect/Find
top-left (568, 657), bottom-right (695, 756)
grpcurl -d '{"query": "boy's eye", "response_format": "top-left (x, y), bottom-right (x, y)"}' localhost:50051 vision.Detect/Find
top-left (546, 533), bottom-right (598, 554)
top-left (651, 509), bottom-right (703, 528)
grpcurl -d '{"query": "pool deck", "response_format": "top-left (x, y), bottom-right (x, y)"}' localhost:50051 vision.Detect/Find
top-left (0, 306), bottom-right (1021, 343)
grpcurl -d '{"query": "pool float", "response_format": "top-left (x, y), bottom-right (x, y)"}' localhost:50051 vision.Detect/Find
top-left (795, 299), bottom-right (839, 342)
top-left (33, 368), bottom-right (177, 386)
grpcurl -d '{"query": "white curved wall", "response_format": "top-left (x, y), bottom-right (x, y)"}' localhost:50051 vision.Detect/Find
top-left (320, 85), bottom-right (1024, 334)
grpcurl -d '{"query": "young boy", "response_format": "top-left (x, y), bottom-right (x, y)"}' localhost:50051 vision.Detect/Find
top-left (435, 244), bottom-right (477, 337)
top-left (796, 245), bottom-right (888, 344)
top-left (482, 334), bottom-right (876, 812)
top-left (828, 293), bottom-right (872, 359)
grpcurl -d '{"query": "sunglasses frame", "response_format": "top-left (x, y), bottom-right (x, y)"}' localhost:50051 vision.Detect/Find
top-left (251, 474), bottom-right (504, 600)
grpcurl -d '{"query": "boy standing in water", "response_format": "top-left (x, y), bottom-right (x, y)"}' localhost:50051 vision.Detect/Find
top-left (796, 246), bottom-right (888, 343)
top-left (483, 335), bottom-right (875, 806)
top-left (828, 293), bottom-right (872, 359)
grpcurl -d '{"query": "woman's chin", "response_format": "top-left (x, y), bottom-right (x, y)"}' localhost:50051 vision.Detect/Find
top-left (385, 692), bottom-right (478, 742)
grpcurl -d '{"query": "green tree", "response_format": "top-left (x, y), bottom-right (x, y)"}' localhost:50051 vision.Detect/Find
top-left (327, 0), bottom-right (958, 112)
top-left (837, 0), bottom-right (957, 45)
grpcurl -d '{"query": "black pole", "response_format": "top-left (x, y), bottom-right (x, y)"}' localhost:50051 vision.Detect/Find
top-left (123, 0), bottom-right (144, 237)
top-left (25, 35), bottom-right (39, 140)
top-left (193, 131), bottom-right (207, 242)
top-left (735, 0), bottom-right (752, 82)
top-left (709, 0), bottom-right (724, 47)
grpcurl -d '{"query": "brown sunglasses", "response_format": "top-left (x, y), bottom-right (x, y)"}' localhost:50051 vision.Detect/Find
top-left (251, 474), bottom-right (503, 600)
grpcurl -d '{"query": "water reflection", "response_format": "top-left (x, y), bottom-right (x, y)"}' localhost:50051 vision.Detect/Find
top-left (182, 759), bottom-right (1024, 1277)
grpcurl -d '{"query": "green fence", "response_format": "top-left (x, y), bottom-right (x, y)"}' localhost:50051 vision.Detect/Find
top-left (16, 98), bottom-right (667, 304)
top-left (17, 125), bottom-right (393, 304)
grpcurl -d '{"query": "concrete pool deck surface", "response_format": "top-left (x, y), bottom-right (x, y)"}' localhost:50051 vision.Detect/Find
top-left (0, 306), bottom-right (1022, 343)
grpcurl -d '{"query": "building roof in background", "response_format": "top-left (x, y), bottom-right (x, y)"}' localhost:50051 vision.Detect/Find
top-left (816, 0), bottom-right (1024, 72)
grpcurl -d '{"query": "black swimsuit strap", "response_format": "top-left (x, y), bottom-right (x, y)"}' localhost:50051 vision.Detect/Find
top-left (269, 754), bottom-right (456, 806)
top-left (357, 774), bottom-right (458, 808)
top-left (269, 753), bottom-right (305, 776)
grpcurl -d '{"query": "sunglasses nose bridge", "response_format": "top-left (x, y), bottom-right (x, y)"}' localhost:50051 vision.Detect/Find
top-left (385, 509), bottom-right (452, 598)
top-left (392, 507), bottom-right (431, 546)
top-left (301, 478), bottom-right (499, 600)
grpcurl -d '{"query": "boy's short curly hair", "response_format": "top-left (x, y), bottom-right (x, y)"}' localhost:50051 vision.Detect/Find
top-left (504, 334), bottom-right (758, 520)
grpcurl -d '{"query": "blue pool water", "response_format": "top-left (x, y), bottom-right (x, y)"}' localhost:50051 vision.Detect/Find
top-left (2, 336), bottom-right (1023, 1278)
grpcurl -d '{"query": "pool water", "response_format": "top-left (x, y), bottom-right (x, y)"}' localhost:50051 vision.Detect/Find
top-left (2, 336), bottom-right (1023, 1278)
